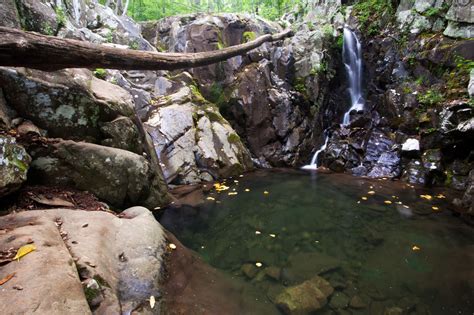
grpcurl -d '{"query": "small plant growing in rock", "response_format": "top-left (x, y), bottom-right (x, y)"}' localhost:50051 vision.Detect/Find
top-left (55, 6), bottom-right (66, 28)
top-left (129, 41), bottom-right (139, 50)
top-left (418, 89), bottom-right (444, 106)
top-left (243, 31), bottom-right (256, 43)
top-left (93, 68), bottom-right (107, 80)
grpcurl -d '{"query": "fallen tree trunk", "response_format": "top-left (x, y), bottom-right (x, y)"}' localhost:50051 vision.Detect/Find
top-left (0, 27), bottom-right (293, 71)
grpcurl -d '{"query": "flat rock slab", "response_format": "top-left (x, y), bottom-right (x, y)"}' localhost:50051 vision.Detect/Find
top-left (0, 207), bottom-right (166, 314)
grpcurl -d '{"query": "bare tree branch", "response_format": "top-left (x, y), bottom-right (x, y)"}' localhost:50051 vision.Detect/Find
top-left (0, 27), bottom-right (293, 71)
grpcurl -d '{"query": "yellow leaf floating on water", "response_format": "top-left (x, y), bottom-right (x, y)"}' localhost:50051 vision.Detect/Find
top-left (436, 194), bottom-right (446, 199)
top-left (420, 194), bottom-right (432, 200)
top-left (384, 200), bottom-right (392, 205)
top-left (263, 191), bottom-right (269, 195)
top-left (213, 183), bottom-right (230, 192)
top-left (150, 295), bottom-right (156, 309)
top-left (14, 244), bottom-right (36, 261)
top-left (361, 196), bottom-right (368, 201)
top-left (244, 188), bottom-right (250, 192)
top-left (228, 192), bottom-right (238, 196)
top-left (206, 196), bottom-right (215, 201)
top-left (255, 262), bottom-right (263, 267)
top-left (367, 191), bottom-right (375, 195)
top-left (412, 245), bottom-right (420, 251)
top-left (432, 206), bottom-right (440, 211)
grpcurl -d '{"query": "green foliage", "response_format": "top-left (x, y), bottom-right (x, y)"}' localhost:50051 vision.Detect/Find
top-left (335, 35), bottom-right (344, 50)
top-left (129, 41), bottom-right (139, 50)
top-left (417, 89), bottom-right (444, 106)
top-left (42, 23), bottom-right (55, 36)
top-left (93, 68), bottom-right (107, 80)
top-left (353, 0), bottom-right (394, 36)
top-left (243, 31), bottom-right (256, 42)
top-left (55, 6), bottom-right (66, 28)
top-left (321, 24), bottom-right (334, 38)
top-left (294, 77), bottom-right (307, 95)
top-left (122, 0), bottom-right (300, 21)
top-left (105, 31), bottom-right (114, 43)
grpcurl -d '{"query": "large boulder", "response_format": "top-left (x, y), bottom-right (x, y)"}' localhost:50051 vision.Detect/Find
top-left (30, 140), bottom-right (170, 209)
top-left (0, 206), bottom-right (166, 314)
top-left (0, 67), bottom-right (148, 155)
top-left (14, 0), bottom-right (59, 35)
top-left (0, 135), bottom-right (31, 198)
top-left (145, 83), bottom-right (253, 184)
top-left (0, 0), bottom-right (21, 28)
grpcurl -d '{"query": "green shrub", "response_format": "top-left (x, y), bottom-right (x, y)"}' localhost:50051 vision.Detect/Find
top-left (93, 68), bottom-right (107, 80)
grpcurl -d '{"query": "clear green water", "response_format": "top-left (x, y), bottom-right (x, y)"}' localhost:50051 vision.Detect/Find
top-left (163, 170), bottom-right (474, 314)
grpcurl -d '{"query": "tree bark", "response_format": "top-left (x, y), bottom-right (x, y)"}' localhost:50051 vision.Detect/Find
top-left (0, 27), bottom-right (293, 71)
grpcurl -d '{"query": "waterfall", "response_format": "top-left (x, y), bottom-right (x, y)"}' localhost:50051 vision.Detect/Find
top-left (342, 27), bottom-right (364, 125)
top-left (302, 27), bottom-right (364, 170)
top-left (302, 134), bottom-right (330, 170)
top-left (72, 0), bottom-right (80, 24)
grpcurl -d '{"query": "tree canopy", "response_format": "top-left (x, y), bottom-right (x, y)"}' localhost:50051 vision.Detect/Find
top-left (99, 0), bottom-right (300, 21)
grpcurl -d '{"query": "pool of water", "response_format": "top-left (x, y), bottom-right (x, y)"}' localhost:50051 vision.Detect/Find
top-left (161, 170), bottom-right (474, 314)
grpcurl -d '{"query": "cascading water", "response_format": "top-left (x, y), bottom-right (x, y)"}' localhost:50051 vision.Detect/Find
top-left (342, 27), bottom-right (364, 125)
top-left (72, 0), bottom-right (81, 24)
top-left (301, 133), bottom-right (329, 170)
top-left (302, 27), bottom-right (364, 170)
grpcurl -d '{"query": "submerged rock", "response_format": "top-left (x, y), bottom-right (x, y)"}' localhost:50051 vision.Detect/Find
top-left (282, 252), bottom-right (341, 285)
top-left (329, 292), bottom-right (350, 309)
top-left (275, 276), bottom-right (334, 314)
top-left (0, 135), bottom-right (31, 198)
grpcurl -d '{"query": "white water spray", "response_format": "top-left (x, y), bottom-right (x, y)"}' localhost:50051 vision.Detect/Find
top-left (342, 27), bottom-right (364, 125)
top-left (301, 134), bottom-right (329, 170)
top-left (302, 27), bottom-right (364, 170)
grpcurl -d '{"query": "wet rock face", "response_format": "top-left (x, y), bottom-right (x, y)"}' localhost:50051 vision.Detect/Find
top-left (226, 61), bottom-right (313, 166)
top-left (30, 140), bottom-right (170, 209)
top-left (320, 126), bottom-right (401, 179)
top-left (0, 135), bottom-right (31, 198)
top-left (141, 13), bottom-right (338, 167)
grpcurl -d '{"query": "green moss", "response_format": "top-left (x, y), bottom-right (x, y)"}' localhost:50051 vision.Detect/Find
top-left (353, 0), bottom-right (394, 36)
top-left (83, 285), bottom-right (101, 304)
top-left (190, 85), bottom-right (207, 104)
top-left (294, 77), bottom-right (307, 95)
top-left (227, 133), bottom-right (240, 144)
top-left (93, 68), bottom-right (107, 80)
top-left (205, 110), bottom-right (224, 123)
top-left (243, 31), bottom-right (257, 43)
top-left (417, 89), bottom-right (445, 106)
